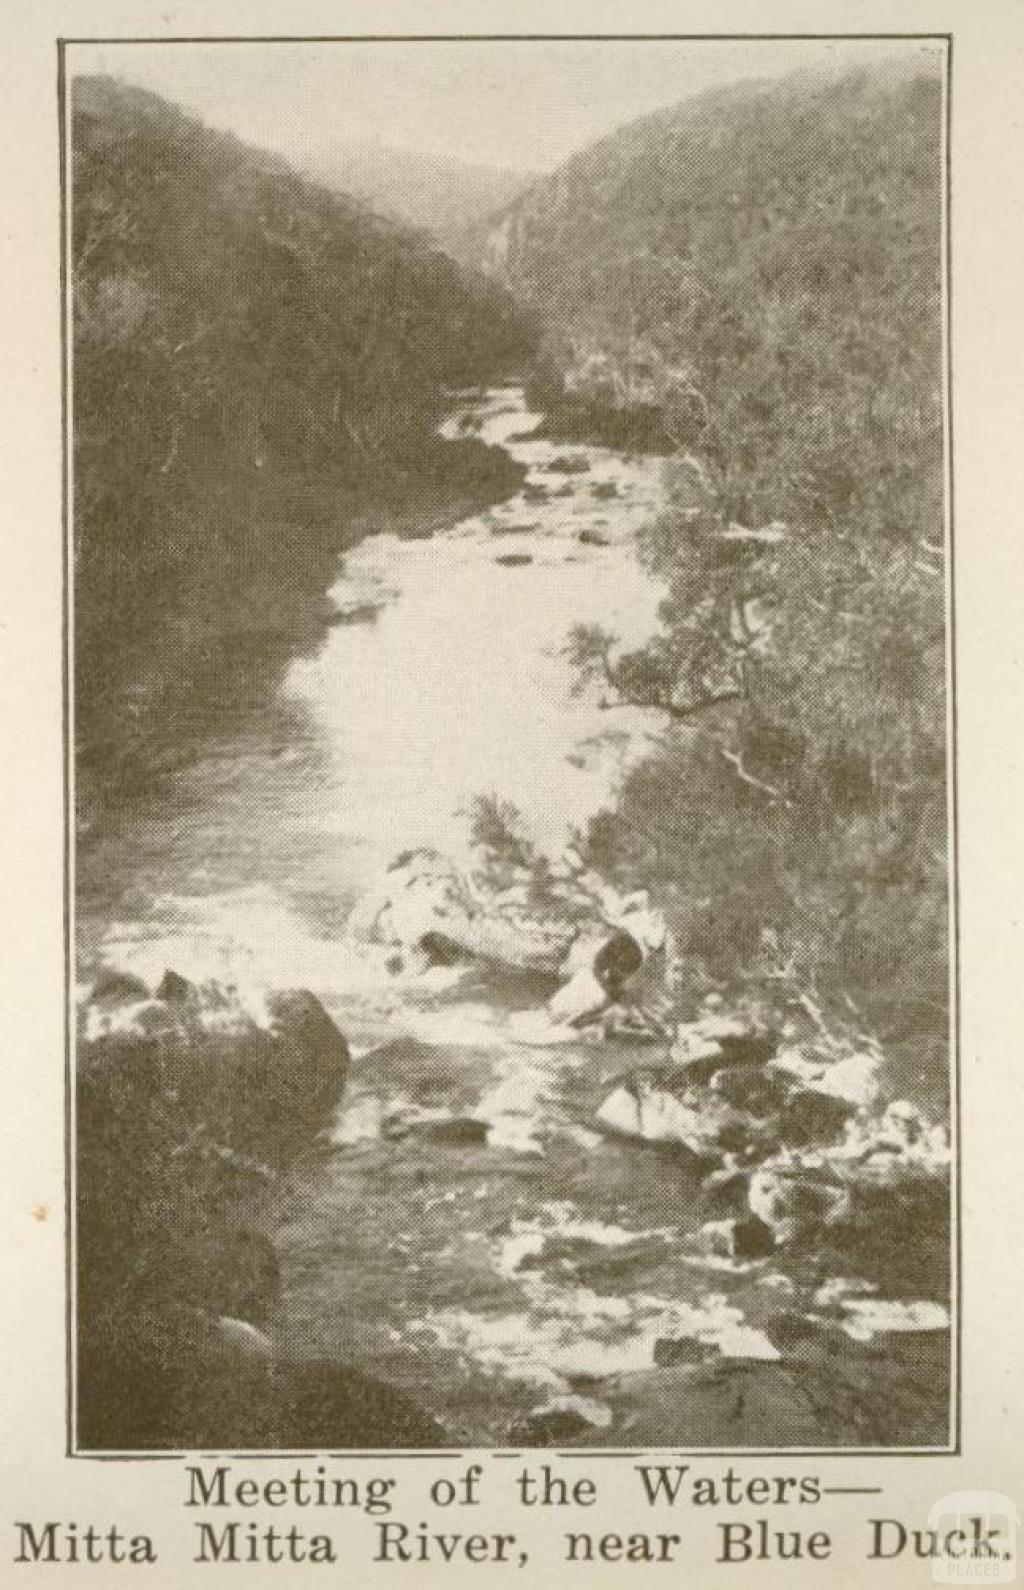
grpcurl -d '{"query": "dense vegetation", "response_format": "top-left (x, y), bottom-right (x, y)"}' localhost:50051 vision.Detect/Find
top-left (72, 77), bottom-right (533, 797)
top-left (492, 61), bottom-right (948, 1096)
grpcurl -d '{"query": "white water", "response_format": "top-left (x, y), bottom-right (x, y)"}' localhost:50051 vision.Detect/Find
top-left (78, 389), bottom-right (949, 1443)
top-left (88, 387), bottom-right (668, 1010)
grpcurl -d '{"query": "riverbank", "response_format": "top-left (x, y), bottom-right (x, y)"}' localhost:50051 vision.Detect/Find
top-left (75, 431), bottom-right (526, 832)
top-left (75, 387), bottom-right (951, 1451)
top-left (76, 967), bottom-right (447, 1450)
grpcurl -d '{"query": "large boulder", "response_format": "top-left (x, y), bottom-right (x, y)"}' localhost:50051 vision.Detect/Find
top-left (543, 927), bottom-right (647, 1030)
top-left (768, 1042), bottom-right (882, 1109)
top-left (76, 968), bottom-right (353, 1450)
top-left (78, 968), bottom-right (349, 1168)
top-left (592, 1331), bottom-right (951, 1448)
top-left (78, 1304), bottom-right (445, 1451)
top-left (77, 971), bottom-right (350, 1309)
top-left (347, 853), bottom-right (671, 988)
top-left (347, 848), bottom-right (577, 975)
top-left (596, 1068), bottom-right (757, 1162)
top-left (739, 1098), bottom-right (950, 1265)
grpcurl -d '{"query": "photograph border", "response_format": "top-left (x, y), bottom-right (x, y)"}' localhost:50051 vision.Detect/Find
top-left (60, 29), bottom-right (960, 1461)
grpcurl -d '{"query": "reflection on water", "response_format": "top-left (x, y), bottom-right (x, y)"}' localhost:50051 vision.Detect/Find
top-left (88, 390), bottom-right (938, 1445)
top-left (282, 392), bottom-right (665, 879)
top-left (77, 389), bottom-right (710, 1439)
top-left (78, 388), bottom-right (667, 1015)
top-left (76, 390), bottom-right (951, 1446)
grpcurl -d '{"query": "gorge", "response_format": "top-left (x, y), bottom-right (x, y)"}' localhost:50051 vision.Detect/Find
top-left (72, 52), bottom-right (952, 1453)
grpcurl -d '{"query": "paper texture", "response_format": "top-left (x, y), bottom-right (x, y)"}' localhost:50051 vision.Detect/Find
top-left (1, 2), bottom-right (1021, 1584)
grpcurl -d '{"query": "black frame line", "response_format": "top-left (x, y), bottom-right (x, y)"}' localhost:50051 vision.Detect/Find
top-left (58, 34), bottom-right (74, 1464)
top-left (60, 33), bottom-right (951, 43)
top-left (59, 29), bottom-right (960, 1463)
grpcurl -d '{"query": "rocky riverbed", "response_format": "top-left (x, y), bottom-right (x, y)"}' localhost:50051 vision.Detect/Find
top-left (76, 389), bottom-right (951, 1450)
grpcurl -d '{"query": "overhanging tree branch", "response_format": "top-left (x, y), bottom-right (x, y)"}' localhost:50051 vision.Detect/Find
top-left (595, 643), bottom-right (741, 721)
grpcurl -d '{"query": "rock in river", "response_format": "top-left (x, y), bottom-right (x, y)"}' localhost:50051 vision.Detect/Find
top-left (78, 966), bottom-right (349, 1168)
top-left (747, 1163), bottom-right (852, 1244)
top-left (75, 968), bottom-right (380, 1450)
top-left (79, 1303), bottom-right (445, 1451)
top-left (596, 1070), bottom-right (750, 1162)
top-left (348, 848), bottom-right (578, 975)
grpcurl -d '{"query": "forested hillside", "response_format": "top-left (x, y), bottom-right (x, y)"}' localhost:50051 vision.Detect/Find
top-left (72, 77), bottom-right (533, 797)
top-left (72, 55), bottom-right (952, 1450)
top-left (492, 61), bottom-right (949, 1091)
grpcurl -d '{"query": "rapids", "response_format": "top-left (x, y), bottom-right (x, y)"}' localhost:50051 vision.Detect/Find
top-left (75, 389), bottom-right (948, 1445)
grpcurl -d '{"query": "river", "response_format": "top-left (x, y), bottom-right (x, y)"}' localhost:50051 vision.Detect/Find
top-left (75, 388), bottom-right (947, 1447)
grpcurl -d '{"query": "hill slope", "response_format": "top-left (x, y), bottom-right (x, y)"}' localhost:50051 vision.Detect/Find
top-left (489, 60), bottom-right (949, 1073)
top-left (291, 138), bottom-right (533, 250)
top-left (488, 60), bottom-right (943, 538)
top-left (72, 77), bottom-right (533, 793)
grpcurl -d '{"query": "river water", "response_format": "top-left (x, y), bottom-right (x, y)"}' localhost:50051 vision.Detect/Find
top-left (77, 390), bottom-right (666, 984)
top-left (76, 389), bottom-right (946, 1446)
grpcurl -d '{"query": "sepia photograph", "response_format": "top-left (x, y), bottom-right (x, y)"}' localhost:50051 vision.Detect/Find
top-left (67, 34), bottom-right (954, 1454)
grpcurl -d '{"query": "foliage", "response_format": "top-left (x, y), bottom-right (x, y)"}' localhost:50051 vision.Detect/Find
top-left (466, 793), bottom-right (536, 872)
top-left (72, 76), bottom-right (534, 769)
top-left (517, 61), bottom-right (948, 1083)
top-left (496, 61), bottom-right (943, 540)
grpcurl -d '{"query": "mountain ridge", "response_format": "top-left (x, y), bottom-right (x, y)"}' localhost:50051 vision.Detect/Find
top-left (476, 57), bottom-right (943, 539)
top-left (287, 136), bottom-right (535, 252)
top-left (71, 74), bottom-right (533, 793)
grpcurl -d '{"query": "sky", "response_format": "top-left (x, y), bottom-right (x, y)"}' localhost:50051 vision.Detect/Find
top-left (67, 37), bottom-right (943, 174)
